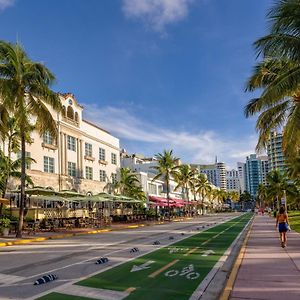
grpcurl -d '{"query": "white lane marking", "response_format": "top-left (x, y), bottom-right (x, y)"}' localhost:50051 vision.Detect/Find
top-left (0, 273), bottom-right (26, 284)
top-left (131, 260), bottom-right (155, 272)
top-left (201, 250), bottom-right (215, 257)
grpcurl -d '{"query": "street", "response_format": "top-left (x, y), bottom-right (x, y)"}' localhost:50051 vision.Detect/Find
top-left (0, 213), bottom-right (242, 300)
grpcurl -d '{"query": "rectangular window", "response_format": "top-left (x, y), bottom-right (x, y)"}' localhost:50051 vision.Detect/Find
top-left (85, 166), bottom-right (93, 180)
top-left (99, 170), bottom-right (106, 182)
top-left (44, 156), bottom-right (54, 173)
top-left (85, 143), bottom-right (93, 157)
top-left (68, 161), bottom-right (76, 177)
top-left (67, 135), bottom-right (76, 151)
top-left (43, 131), bottom-right (53, 145)
top-left (99, 148), bottom-right (106, 161)
top-left (111, 153), bottom-right (117, 165)
top-left (17, 152), bottom-right (31, 170)
top-left (148, 183), bottom-right (157, 195)
top-left (111, 173), bottom-right (117, 184)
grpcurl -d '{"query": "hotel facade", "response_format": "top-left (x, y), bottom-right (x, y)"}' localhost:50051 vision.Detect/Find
top-left (9, 93), bottom-right (120, 195)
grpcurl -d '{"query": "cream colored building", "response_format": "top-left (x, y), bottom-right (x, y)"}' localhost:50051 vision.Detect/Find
top-left (10, 93), bottom-right (120, 194)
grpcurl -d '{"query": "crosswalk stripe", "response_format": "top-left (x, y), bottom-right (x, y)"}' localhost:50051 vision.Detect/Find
top-left (0, 273), bottom-right (25, 285)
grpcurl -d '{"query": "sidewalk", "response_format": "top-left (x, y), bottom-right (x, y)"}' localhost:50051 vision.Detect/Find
top-left (230, 215), bottom-right (300, 300)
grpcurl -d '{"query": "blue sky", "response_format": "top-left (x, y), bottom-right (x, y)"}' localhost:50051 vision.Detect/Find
top-left (0, 0), bottom-right (273, 169)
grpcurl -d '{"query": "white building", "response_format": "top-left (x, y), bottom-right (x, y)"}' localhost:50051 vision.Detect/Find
top-left (226, 169), bottom-right (240, 192)
top-left (9, 93), bottom-right (120, 194)
top-left (237, 162), bottom-right (247, 193)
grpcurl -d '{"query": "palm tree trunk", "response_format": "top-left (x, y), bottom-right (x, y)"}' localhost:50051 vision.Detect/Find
top-left (202, 191), bottom-right (204, 215)
top-left (166, 176), bottom-right (170, 221)
top-left (16, 132), bottom-right (26, 238)
top-left (186, 184), bottom-right (190, 216)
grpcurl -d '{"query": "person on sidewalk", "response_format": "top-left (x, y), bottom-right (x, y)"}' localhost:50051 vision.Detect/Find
top-left (275, 206), bottom-right (289, 248)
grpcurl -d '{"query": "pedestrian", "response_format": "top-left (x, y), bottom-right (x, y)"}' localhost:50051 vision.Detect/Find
top-left (275, 206), bottom-right (289, 248)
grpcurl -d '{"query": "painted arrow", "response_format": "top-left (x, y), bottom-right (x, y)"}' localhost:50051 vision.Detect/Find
top-left (130, 260), bottom-right (155, 272)
top-left (201, 250), bottom-right (215, 257)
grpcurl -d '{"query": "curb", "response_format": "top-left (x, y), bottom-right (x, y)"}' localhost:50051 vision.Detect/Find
top-left (0, 217), bottom-right (192, 248)
top-left (219, 217), bottom-right (254, 300)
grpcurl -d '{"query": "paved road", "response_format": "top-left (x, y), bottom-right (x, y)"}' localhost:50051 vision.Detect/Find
top-left (0, 213), bottom-right (239, 300)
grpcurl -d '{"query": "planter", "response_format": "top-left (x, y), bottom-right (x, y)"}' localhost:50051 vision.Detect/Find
top-left (1, 227), bottom-right (9, 237)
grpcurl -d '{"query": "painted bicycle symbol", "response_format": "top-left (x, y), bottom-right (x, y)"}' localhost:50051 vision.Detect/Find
top-left (165, 264), bottom-right (200, 280)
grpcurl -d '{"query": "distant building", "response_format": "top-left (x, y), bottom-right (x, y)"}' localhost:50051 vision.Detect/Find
top-left (237, 162), bottom-right (247, 193)
top-left (245, 154), bottom-right (265, 198)
top-left (226, 169), bottom-right (240, 192)
top-left (266, 132), bottom-right (286, 172)
top-left (259, 155), bottom-right (269, 185)
top-left (192, 159), bottom-right (227, 191)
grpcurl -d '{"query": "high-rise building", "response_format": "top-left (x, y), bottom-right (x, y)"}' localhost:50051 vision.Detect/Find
top-left (226, 169), bottom-right (240, 192)
top-left (259, 155), bottom-right (269, 185)
top-left (245, 154), bottom-right (265, 198)
top-left (267, 132), bottom-right (286, 172)
top-left (192, 160), bottom-right (227, 191)
top-left (237, 162), bottom-right (246, 193)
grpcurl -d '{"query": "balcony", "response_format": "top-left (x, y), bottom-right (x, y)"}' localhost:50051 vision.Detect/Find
top-left (41, 142), bottom-right (58, 150)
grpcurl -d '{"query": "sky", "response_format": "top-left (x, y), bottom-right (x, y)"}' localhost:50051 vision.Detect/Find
top-left (0, 0), bottom-right (274, 169)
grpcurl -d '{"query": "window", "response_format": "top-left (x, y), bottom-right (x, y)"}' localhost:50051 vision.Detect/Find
top-left (111, 153), bottom-right (117, 165)
top-left (44, 156), bottom-right (54, 173)
top-left (43, 131), bottom-right (53, 145)
top-left (148, 183), bottom-right (157, 195)
top-left (85, 166), bottom-right (93, 180)
top-left (68, 162), bottom-right (76, 177)
top-left (67, 135), bottom-right (76, 151)
top-left (99, 170), bottom-right (106, 182)
top-left (111, 173), bottom-right (117, 184)
top-left (67, 106), bottom-right (74, 119)
top-left (99, 148), bottom-right (105, 161)
top-left (85, 143), bottom-right (92, 157)
top-left (17, 152), bottom-right (31, 169)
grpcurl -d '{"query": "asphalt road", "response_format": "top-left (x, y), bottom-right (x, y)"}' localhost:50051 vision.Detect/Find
top-left (0, 213), bottom-right (240, 300)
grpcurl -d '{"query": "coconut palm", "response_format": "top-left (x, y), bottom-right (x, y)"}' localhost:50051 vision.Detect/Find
top-left (115, 167), bottom-right (140, 195)
top-left (245, 0), bottom-right (300, 157)
top-left (152, 150), bottom-right (179, 220)
top-left (174, 164), bottom-right (196, 215)
top-left (196, 173), bottom-right (212, 215)
top-left (266, 170), bottom-right (290, 210)
top-left (245, 58), bottom-right (300, 157)
top-left (286, 156), bottom-right (300, 184)
top-left (0, 41), bottom-right (62, 237)
top-left (257, 183), bottom-right (268, 208)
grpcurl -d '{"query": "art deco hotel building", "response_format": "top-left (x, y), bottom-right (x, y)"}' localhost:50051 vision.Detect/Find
top-left (10, 93), bottom-right (120, 194)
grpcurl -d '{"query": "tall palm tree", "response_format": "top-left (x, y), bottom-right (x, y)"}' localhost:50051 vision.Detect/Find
top-left (257, 183), bottom-right (268, 208)
top-left (266, 170), bottom-right (289, 210)
top-left (0, 41), bottom-right (62, 237)
top-left (152, 150), bottom-right (179, 220)
top-left (245, 0), bottom-right (300, 158)
top-left (174, 164), bottom-right (195, 215)
top-left (286, 156), bottom-right (300, 185)
top-left (196, 173), bottom-right (212, 215)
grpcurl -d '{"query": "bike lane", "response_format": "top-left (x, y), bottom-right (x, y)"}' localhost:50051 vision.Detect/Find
top-left (38, 214), bottom-right (252, 300)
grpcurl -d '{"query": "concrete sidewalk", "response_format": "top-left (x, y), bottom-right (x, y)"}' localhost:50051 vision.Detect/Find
top-left (230, 215), bottom-right (300, 300)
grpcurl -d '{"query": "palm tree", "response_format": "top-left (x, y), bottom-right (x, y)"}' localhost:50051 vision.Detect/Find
top-left (0, 41), bottom-right (62, 237)
top-left (266, 170), bottom-right (289, 210)
top-left (115, 167), bottom-right (140, 195)
top-left (196, 173), bottom-right (212, 215)
top-left (286, 156), bottom-right (300, 184)
top-left (245, 59), bottom-right (300, 157)
top-left (257, 183), bottom-right (268, 208)
top-left (245, 0), bottom-right (300, 158)
top-left (0, 150), bottom-right (33, 215)
top-left (174, 164), bottom-right (195, 215)
top-left (152, 150), bottom-right (179, 220)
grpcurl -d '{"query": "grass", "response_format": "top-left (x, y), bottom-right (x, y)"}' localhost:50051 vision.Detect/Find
top-left (36, 214), bottom-right (252, 300)
top-left (37, 293), bottom-right (94, 300)
top-left (288, 211), bottom-right (300, 233)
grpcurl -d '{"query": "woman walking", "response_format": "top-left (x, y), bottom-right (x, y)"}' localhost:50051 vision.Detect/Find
top-left (276, 206), bottom-right (289, 248)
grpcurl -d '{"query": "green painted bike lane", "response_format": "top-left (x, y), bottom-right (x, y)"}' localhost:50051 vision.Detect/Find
top-left (37, 214), bottom-right (252, 300)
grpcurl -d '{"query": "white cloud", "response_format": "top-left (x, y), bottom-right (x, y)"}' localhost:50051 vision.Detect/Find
top-left (83, 104), bottom-right (257, 169)
top-left (122, 0), bottom-right (194, 32)
top-left (0, 0), bottom-right (14, 11)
